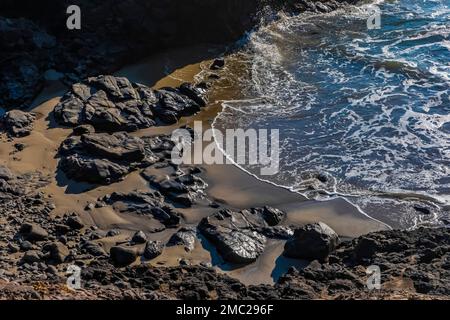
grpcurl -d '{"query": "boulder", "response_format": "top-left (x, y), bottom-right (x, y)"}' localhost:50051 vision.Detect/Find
top-left (131, 231), bottom-right (147, 244)
top-left (54, 76), bottom-right (156, 131)
top-left (110, 246), bottom-right (138, 267)
top-left (143, 240), bottom-right (164, 260)
top-left (19, 223), bottom-right (48, 242)
top-left (1, 110), bottom-right (35, 137)
top-left (284, 222), bottom-right (339, 261)
top-left (0, 165), bottom-right (14, 181)
top-left (198, 207), bottom-right (286, 264)
top-left (82, 241), bottom-right (107, 257)
top-left (45, 242), bottom-right (70, 264)
top-left (21, 250), bottom-right (42, 264)
top-left (101, 191), bottom-right (181, 228)
top-left (58, 131), bottom-right (154, 184)
top-left (66, 215), bottom-right (84, 230)
top-left (168, 227), bottom-right (197, 252)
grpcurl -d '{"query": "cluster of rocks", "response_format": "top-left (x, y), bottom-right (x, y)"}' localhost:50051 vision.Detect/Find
top-left (4, 226), bottom-right (450, 300)
top-left (2, 161), bottom-right (450, 300)
top-left (58, 130), bottom-right (158, 184)
top-left (53, 75), bottom-right (209, 131)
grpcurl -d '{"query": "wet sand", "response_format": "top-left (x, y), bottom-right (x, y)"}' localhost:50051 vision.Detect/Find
top-left (0, 44), bottom-right (389, 285)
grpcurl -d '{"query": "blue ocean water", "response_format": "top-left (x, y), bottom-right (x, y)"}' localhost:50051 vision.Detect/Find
top-left (214, 0), bottom-right (450, 228)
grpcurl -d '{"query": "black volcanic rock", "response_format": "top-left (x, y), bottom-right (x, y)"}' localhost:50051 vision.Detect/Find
top-left (0, 17), bottom-right (55, 110)
top-left (284, 222), bottom-right (339, 261)
top-left (1, 110), bottom-right (35, 137)
top-left (54, 76), bottom-right (157, 131)
top-left (54, 75), bottom-right (208, 130)
top-left (143, 240), bottom-right (164, 260)
top-left (198, 207), bottom-right (286, 264)
top-left (19, 222), bottom-right (48, 242)
top-left (101, 191), bottom-right (182, 228)
top-left (58, 131), bottom-right (156, 184)
top-left (145, 173), bottom-right (208, 207)
top-left (110, 246), bottom-right (138, 267)
top-left (168, 227), bottom-right (197, 252)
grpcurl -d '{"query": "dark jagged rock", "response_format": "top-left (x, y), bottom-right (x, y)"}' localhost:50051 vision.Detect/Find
top-left (1, 1), bottom-right (290, 110)
top-left (100, 191), bottom-right (181, 228)
top-left (198, 207), bottom-right (286, 264)
top-left (82, 241), bottom-right (107, 257)
top-left (168, 227), bottom-right (197, 252)
top-left (152, 87), bottom-right (202, 124)
top-left (284, 222), bottom-right (339, 262)
top-left (210, 58), bottom-right (225, 70)
top-left (54, 76), bottom-right (157, 131)
top-left (1, 110), bottom-right (35, 137)
top-left (143, 240), bottom-right (164, 260)
top-left (66, 214), bottom-right (84, 230)
top-left (58, 131), bottom-right (156, 184)
top-left (143, 172), bottom-right (208, 207)
top-left (54, 75), bottom-right (208, 130)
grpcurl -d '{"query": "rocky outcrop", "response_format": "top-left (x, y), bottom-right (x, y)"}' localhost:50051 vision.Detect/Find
top-left (2, 174), bottom-right (450, 300)
top-left (58, 131), bottom-right (157, 184)
top-left (1, 110), bottom-right (35, 137)
top-left (284, 222), bottom-right (339, 261)
top-left (198, 206), bottom-right (286, 264)
top-left (54, 75), bottom-right (208, 130)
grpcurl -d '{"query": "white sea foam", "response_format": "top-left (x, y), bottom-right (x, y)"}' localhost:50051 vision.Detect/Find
top-left (213, 0), bottom-right (450, 229)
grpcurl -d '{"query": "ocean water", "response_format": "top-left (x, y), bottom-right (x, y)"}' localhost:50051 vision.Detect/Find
top-left (213, 0), bottom-right (450, 229)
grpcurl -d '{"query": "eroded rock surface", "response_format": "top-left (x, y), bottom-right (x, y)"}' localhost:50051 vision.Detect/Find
top-left (54, 75), bottom-right (208, 131)
top-left (99, 191), bottom-right (182, 229)
top-left (198, 207), bottom-right (286, 264)
top-left (1, 110), bottom-right (35, 137)
top-left (58, 131), bottom-right (157, 184)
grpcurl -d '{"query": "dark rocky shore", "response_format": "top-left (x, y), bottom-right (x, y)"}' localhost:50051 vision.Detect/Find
top-left (1, 0), bottom-right (449, 300)
top-left (1, 152), bottom-right (450, 299)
